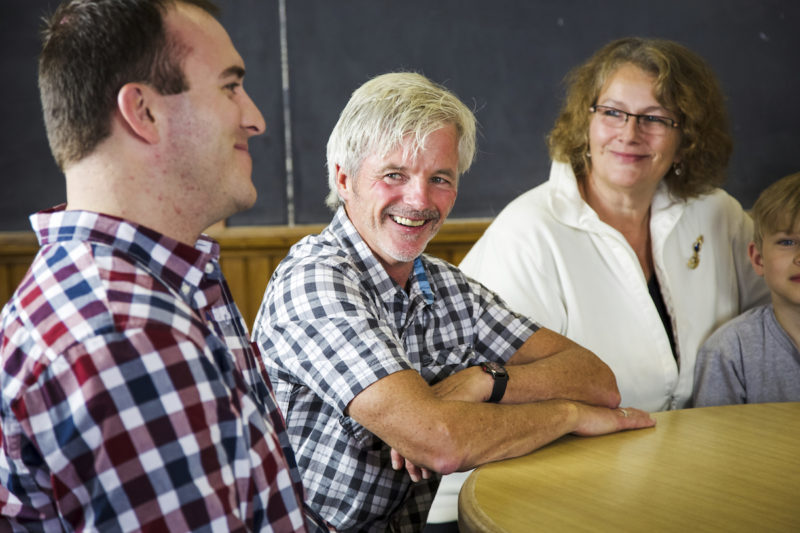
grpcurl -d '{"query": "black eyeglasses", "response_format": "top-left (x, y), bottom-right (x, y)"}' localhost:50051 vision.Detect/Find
top-left (590, 105), bottom-right (680, 135)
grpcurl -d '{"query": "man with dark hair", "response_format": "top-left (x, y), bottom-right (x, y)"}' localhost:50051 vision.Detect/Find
top-left (0, 1), bottom-right (324, 530)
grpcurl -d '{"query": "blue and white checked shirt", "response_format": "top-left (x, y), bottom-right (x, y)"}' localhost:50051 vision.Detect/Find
top-left (0, 207), bottom-right (325, 532)
top-left (253, 208), bottom-right (538, 531)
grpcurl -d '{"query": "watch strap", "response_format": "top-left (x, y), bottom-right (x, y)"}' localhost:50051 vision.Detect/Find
top-left (480, 362), bottom-right (508, 403)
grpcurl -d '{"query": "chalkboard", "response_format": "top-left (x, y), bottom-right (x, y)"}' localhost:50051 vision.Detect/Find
top-left (2, 0), bottom-right (798, 231)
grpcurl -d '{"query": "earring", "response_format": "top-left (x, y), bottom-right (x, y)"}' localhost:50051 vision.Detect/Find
top-left (586, 152), bottom-right (591, 158)
top-left (673, 162), bottom-right (683, 176)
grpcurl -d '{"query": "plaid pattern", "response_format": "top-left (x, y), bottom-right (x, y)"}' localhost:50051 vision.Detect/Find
top-left (253, 208), bottom-right (538, 532)
top-left (0, 207), bottom-right (321, 532)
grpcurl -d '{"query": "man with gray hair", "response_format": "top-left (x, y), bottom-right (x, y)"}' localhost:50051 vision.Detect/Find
top-left (253, 72), bottom-right (654, 531)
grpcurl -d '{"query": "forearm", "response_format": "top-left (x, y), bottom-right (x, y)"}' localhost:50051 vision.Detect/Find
top-left (504, 328), bottom-right (620, 407)
top-left (379, 397), bottom-right (582, 474)
top-left (441, 399), bottom-right (582, 471)
top-left (503, 347), bottom-right (620, 407)
top-left (349, 370), bottom-right (651, 476)
top-left (382, 397), bottom-right (653, 474)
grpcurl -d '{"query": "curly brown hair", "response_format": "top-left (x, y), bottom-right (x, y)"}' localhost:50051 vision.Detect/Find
top-left (547, 37), bottom-right (732, 199)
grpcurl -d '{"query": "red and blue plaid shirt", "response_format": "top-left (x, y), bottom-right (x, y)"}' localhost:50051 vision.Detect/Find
top-left (0, 207), bottom-right (323, 531)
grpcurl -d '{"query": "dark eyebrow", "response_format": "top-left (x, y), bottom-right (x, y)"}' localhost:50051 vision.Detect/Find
top-left (220, 65), bottom-right (245, 80)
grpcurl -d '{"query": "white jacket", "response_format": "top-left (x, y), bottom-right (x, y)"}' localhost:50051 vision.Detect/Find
top-left (428, 162), bottom-right (769, 522)
top-left (460, 161), bottom-right (769, 412)
top-left (428, 161), bottom-right (769, 525)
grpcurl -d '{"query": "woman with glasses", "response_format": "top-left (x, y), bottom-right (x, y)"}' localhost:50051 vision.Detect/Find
top-left (428, 37), bottom-right (770, 529)
top-left (459, 37), bottom-right (770, 413)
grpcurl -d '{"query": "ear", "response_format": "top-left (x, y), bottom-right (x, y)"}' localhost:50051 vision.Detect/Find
top-left (335, 164), bottom-right (352, 202)
top-left (116, 83), bottom-right (160, 144)
top-left (748, 241), bottom-right (765, 276)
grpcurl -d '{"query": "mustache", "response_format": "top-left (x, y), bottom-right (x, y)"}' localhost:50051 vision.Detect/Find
top-left (384, 208), bottom-right (441, 221)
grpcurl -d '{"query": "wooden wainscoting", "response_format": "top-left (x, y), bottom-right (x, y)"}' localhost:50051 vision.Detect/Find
top-left (0, 219), bottom-right (489, 330)
top-left (0, 232), bottom-right (40, 317)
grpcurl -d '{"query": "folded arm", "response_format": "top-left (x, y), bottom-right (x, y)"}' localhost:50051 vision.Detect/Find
top-left (431, 327), bottom-right (621, 408)
top-left (348, 368), bottom-right (652, 476)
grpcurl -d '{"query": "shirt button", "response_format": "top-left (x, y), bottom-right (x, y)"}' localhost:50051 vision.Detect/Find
top-left (204, 263), bottom-right (215, 274)
top-left (181, 284), bottom-right (191, 295)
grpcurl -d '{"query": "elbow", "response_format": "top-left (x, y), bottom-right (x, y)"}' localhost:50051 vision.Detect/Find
top-left (417, 420), bottom-right (471, 475)
top-left (599, 370), bottom-right (622, 408)
top-left (605, 388), bottom-right (622, 409)
top-left (596, 361), bottom-right (621, 408)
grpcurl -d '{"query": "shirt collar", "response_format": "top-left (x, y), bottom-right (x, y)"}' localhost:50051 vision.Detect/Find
top-left (328, 207), bottom-right (435, 306)
top-left (31, 205), bottom-right (221, 307)
top-left (548, 160), bottom-right (684, 230)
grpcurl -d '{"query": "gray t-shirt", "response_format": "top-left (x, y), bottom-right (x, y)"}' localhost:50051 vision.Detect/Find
top-left (693, 304), bottom-right (800, 406)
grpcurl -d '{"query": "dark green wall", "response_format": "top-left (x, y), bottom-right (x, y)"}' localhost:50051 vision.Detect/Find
top-left (2, 0), bottom-right (798, 231)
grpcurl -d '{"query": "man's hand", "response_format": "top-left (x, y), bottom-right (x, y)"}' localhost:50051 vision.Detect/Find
top-left (429, 366), bottom-right (490, 403)
top-left (391, 448), bottom-right (432, 482)
top-left (572, 404), bottom-right (656, 436)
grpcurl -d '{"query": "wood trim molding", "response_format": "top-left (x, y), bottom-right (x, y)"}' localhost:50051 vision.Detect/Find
top-left (0, 218), bottom-right (490, 328)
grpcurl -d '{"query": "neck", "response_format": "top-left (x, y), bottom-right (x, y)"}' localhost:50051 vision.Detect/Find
top-left (579, 173), bottom-right (654, 225)
top-left (64, 152), bottom-right (209, 246)
top-left (580, 175), bottom-right (654, 279)
top-left (383, 261), bottom-right (414, 289)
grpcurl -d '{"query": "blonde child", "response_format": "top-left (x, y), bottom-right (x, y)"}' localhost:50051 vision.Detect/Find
top-left (694, 172), bottom-right (800, 405)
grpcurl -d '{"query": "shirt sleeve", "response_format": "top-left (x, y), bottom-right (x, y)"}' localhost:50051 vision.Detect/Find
top-left (459, 273), bottom-right (540, 363)
top-left (1, 325), bottom-right (308, 532)
top-left (255, 259), bottom-right (414, 415)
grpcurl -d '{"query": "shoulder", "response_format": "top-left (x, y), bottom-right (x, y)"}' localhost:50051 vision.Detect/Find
top-left (271, 231), bottom-right (365, 290)
top-left (1, 311), bottom-right (207, 407)
top-left (702, 305), bottom-right (771, 352)
top-left (423, 254), bottom-right (534, 326)
top-left (263, 232), bottom-right (382, 323)
top-left (470, 183), bottom-right (562, 256)
top-left (666, 189), bottom-right (753, 247)
top-left (487, 183), bottom-right (553, 228)
top-left (2, 240), bottom-right (192, 358)
top-left (422, 254), bottom-right (479, 296)
top-left (684, 188), bottom-right (747, 219)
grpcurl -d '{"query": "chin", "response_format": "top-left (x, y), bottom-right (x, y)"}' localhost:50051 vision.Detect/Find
top-left (233, 185), bottom-right (258, 212)
top-left (386, 242), bottom-right (429, 263)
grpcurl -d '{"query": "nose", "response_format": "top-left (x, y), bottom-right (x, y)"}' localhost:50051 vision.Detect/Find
top-left (241, 88), bottom-right (266, 136)
top-left (619, 115), bottom-right (640, 139)
top-left (404, 176), bottom-right (432, 210)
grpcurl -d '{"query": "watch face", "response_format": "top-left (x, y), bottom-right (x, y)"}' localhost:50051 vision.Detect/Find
top-left (482, 361), bottom-right (507, 378)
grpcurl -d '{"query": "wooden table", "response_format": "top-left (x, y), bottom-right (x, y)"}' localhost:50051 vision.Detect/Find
top-left (458, 403), bottom-right (800, 532)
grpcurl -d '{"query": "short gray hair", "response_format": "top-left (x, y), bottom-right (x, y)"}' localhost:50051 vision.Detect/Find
top-left (325, 72), bottom-right (477, 210)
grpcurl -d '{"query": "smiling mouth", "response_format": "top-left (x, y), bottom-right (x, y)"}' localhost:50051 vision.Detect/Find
top-left (612, 150), bottom-right (647, 160)
top-left (390, 215), bottom-right (428, 227)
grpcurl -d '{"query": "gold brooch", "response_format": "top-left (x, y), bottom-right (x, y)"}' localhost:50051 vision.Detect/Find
top-left (688, 235), bottom-right (704, 269)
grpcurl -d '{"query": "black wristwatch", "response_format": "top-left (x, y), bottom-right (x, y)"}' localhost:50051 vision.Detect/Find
top-left (480, 361), bottom-right (508, 403)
